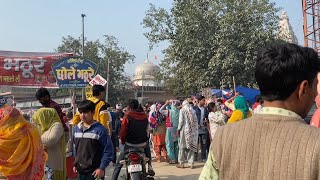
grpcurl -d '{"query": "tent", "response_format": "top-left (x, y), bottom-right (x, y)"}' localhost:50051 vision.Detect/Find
top-left (236, 86), bottom-right (260, 105)
top-left (210, 86), bottom-right (260, 105)
top-left (211, 89), bottom-right (222, 96)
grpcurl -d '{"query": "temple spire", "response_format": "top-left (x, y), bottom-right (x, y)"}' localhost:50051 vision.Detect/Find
top-left (278, 11), bottom-right (298, 44)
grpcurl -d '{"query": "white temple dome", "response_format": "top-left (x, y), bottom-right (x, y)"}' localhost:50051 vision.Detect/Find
top-left (134, 59), bottom-right (160, 77)
top-left (132, 58), bottom-right (162, 87)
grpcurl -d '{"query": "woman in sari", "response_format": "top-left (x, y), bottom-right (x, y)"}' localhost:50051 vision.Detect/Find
top-left (32, 108), bottom-right (66, 180)
top-left (0, 101), bottom-right (46, 180)
top-left (227, 96), bottom-right (252, 123)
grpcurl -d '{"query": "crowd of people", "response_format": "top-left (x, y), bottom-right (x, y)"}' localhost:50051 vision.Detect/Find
top-left (2, 42), bottom-right (320, 180)
top-left (199, 43), bottom-right (320, 179)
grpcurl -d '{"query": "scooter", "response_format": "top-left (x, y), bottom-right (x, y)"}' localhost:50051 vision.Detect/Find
top-left (120, 146), bottom-right (154, 180)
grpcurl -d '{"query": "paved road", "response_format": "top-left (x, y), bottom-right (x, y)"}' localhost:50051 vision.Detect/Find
top-left (105, 160), bottom-right (204, 180)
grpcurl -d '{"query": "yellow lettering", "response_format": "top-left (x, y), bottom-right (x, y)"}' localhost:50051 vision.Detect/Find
top-left (9, 75), bottom-right (14, 82)
top-left (56, 67), bottom-right (68, 80)
top-left (66, 67), bottom-right (76, 80)
top-left (15, 75), bottom-right (20, 82)
top-left (3, 76), bottom-right (9, 82)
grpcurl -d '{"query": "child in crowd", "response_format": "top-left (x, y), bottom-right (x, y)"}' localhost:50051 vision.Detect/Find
top-left (73, 100), bottom-right (114, 180)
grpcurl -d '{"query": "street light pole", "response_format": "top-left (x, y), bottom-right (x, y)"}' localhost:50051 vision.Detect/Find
top-left (81, 14), bottom-right (86, 57)
top-left (106, 56), bottom-right (110, 103)
top-left (103, 35), bottom-right (110, 103)
top-left (81, 14), bottom-right (86, 100)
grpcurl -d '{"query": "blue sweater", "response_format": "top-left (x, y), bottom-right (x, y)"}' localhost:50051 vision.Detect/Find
top-left (73, 121), bottom-right (114, 173)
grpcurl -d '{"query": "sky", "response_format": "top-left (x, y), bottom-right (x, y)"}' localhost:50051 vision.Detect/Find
top-left (0, 0), bottom-right (302, 77)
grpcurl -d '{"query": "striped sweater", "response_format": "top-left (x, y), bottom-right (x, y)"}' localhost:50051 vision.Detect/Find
top-left (212, 113), bottom-right (320, 180)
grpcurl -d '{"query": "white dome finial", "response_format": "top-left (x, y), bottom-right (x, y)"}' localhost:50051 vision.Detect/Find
top-left (145, 53), bottom-right (150, 63)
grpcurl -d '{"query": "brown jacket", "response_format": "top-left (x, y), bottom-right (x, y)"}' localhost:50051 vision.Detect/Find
top-left (212, 114), bottom-right (320, 180)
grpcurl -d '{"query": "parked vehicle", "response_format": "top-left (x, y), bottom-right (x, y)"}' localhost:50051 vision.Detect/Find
top-left (120, 146), bottom-right (154, 180)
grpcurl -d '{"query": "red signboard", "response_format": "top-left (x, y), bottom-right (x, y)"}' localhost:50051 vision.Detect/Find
top-left (0, 51), bottom-right (73, 88)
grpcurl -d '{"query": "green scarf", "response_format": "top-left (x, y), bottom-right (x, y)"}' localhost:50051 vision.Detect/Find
top-left (170, 106), bottom-right (180, 128)
top-left (32, 108), bottom-right (61, 134)
top-left (234, 96), bottom-right (249, 119)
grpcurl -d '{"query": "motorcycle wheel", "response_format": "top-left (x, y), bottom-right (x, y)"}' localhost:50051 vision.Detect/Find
top-left (130, 172), bottom-right (142, 180)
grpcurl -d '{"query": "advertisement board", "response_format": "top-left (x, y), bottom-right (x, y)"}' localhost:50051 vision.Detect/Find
top-left (51, 57), bottom-right (97, 88)
top-left (0, 52), bottom-right (73, 87)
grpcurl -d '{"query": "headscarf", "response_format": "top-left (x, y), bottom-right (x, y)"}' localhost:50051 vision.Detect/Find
top-left (31, 108), bottom-right (66, 179)
top-left (32, 108), bottom-right (61, 134)
top-left (148, 104), bottom-right (157, 121)
top-left (149, 104), bottom-right (165, 129)
top-left (234, 96), bottom-right (249, 119)
top-left (0, 105), bottom-right (46, 180)
top-left (169, 101), bottom-right (180, 128)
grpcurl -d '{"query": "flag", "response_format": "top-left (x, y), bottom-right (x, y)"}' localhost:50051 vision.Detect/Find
top-left (154, 54), bottom-right (158, 61)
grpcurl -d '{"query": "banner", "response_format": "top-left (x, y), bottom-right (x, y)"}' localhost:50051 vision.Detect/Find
top-left (0, 52), bottom-right (73, 87)
top-left (52, 57), bottom-right (97, 88)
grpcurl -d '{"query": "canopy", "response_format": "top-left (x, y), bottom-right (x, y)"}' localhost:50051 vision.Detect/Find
top-left (235, 86), bottom-right (260, 105)
top-left (210, 86), bottom-right (260, 104)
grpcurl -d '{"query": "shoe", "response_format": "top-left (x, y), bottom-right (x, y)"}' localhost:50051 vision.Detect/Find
top-left (201, 159), bottom-right (206, 163)
top-left (190, 164), bottom-right (194, 169)
top-left (168, 160), bottom-right (176, 164)
top-left (148, 165), bottom-right (155, 176)
top-left (176, 163), bottom-right (184, 168)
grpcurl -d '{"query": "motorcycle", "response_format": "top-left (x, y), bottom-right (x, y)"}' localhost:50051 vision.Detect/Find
top-left (120, 146), bottom-right (154, 180)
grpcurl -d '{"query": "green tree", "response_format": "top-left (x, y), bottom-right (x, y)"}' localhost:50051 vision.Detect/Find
top-left (143, 0), bottom-right (280, 96)
top-left (55, 35), bottom-right (135, 105)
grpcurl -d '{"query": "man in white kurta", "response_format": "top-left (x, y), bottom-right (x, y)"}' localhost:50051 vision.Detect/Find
top-left (177, 100), bottom-right (198, 168)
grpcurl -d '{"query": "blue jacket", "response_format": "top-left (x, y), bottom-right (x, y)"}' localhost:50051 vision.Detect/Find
top-left (73, 121), bottom-right (114, 173)
top-left (193, 105), bottom-right (209, 134)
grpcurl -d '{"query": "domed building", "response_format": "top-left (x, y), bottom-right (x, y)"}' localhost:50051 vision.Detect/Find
top-left (132, 58), bottom-right (174, 104)
top-left (133, 59), bottom-right (162, 87)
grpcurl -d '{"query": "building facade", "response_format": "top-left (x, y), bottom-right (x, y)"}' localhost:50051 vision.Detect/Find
top-left (132, 58), bottom-right (174, 104)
